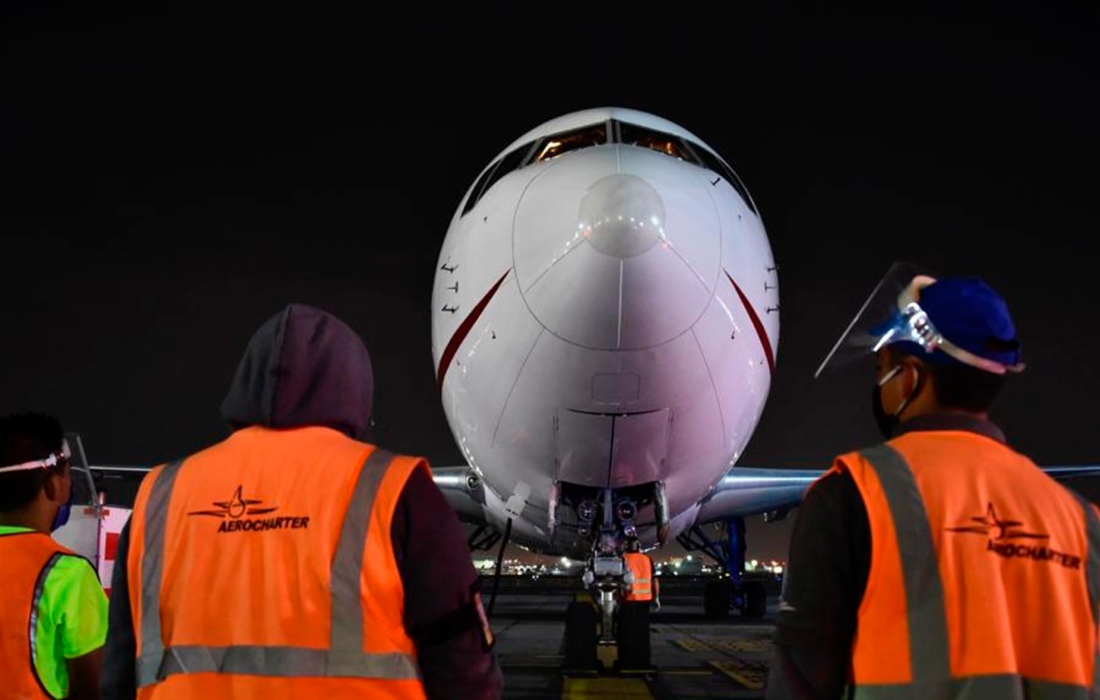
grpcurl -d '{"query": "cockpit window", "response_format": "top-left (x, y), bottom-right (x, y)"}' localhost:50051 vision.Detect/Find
top-left (462, 161), bottom-right (502, 217)
top-left (619, 120), bottom-right (757, 214)
top-left (533, 123), bottom-right (608, 163)
top-left (461, 141), bottom-right (535, 216)
top-left (683, 141), bottom-right (757, 214)
top-left (458, 118), bottom-right (756, 218)
top-left (618, 121), bottom-right (694, 161)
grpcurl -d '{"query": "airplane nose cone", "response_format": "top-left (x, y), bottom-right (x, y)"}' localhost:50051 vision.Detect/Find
top-left (513, 146), bottom-right (720, 350)
top-left (579, 175), bottom-right (665, 259)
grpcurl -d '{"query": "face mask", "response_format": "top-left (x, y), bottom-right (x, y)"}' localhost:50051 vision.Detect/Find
top-left (50, 499), bottom-right (72, 532)
top-left (871, 365), bottom-right (920, 439)
top-left (50, 471), bottom-right (74, 532)
top-left (871, 383), bottom-right (899, 439)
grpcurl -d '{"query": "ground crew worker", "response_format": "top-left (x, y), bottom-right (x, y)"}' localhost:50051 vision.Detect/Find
top-left (766, 264), bottom-right (1100, 699)
top-left (101, 303), bottom-right (503, 700)
top-left (622, 536), bottom-right (659, 609)
top-left (616, 536), bottom-right (659, 673)
top-left (0, 411), bottom-right (108, 700)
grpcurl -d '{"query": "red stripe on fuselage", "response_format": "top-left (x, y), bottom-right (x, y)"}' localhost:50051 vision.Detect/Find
top-left (725, 270), bottom-right (775, 376)
top-left (437, 269), bottom-right (512, 392)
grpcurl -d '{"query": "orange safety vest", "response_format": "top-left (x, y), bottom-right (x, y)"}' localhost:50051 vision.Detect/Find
top-left (623, 551), bottom-right (654, 602)
top-left (833, 430), bottom-right (1100, 698)
top-left (0, 531), bottom-right (72, 700)
top-left (127, 425), bottom-right (430, 700)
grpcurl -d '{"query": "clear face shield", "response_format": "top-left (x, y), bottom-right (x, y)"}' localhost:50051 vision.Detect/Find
top-left (814, 260), bottom-right (1026, 378)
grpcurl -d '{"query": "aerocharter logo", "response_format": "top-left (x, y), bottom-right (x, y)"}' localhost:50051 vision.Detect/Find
top-left (945, 502), bottom-right (1080, 570)
top-left (188, 485), bottom-right (310, 533)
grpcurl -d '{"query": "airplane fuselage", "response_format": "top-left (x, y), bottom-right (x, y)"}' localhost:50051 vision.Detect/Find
top-left (431, 108), bottom-right (778, 559)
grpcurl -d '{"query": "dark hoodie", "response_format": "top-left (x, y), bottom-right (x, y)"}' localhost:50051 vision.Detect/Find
top-left (101, 304), bottom-right (503, 700)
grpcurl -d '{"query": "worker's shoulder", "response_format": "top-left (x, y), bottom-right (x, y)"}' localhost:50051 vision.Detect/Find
top-left (41, 553), bottom-right (106, 612)
top-left (364, 444), bottom-right (431, 472)
top-left (796, 466), bottom-right (865, 526)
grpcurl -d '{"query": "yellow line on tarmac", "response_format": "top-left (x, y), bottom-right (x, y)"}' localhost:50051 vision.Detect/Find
top-left (709, 659), bottom-right (768, 690)
top-left (561, 677), bottom-right (654, 699)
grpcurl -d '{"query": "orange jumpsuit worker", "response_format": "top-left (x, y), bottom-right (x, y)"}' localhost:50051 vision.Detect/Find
top-left (767, 263), bottom-right (1100, 699)
top-left (101, 303), bottom-right (503, 700)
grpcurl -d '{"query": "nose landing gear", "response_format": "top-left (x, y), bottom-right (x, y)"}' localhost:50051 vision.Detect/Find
top-left (561, 484), bottom-right (660, 676)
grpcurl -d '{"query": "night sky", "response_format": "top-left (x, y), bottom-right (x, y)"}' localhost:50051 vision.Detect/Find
top-left (3, 8), bottom-right (1097, 561)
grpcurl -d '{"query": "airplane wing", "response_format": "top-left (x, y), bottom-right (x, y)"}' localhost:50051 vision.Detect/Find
top-left (1042, 466), bottom-right (1100, 481)
top-left (692, 467), bottom-right (826, 526)
top-left (691, 464), bottom-right (1100, 528)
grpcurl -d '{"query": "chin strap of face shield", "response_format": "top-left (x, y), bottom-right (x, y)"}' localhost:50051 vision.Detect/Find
top-left (0, 439), bottom-right (71, 474)
top-left (875, 276), bottom-right (1025, 375)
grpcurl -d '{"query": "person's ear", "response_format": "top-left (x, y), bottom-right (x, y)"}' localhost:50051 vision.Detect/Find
top-left (42, 467), bottom-right (70, 505)
top-left (900, 359), bottom-right (923, 394)
top-left (42, 471), bottom-right (61, 502)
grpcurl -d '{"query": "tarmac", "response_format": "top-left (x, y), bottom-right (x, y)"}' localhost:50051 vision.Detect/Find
top-left (484, 575), bottom-right (778, 700)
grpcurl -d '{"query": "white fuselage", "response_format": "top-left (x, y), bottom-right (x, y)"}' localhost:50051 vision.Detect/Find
top-left (431, 108), bottom-right (778, 558)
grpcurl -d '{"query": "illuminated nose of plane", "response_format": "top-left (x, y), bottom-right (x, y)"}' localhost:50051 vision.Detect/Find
top-left (513, 147), bottom-right (720, 350)
top-left (579, 175), bottom-right (665, 259)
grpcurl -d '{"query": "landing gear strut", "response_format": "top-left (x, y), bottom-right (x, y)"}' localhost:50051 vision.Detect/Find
top-left (562, 484), bottom-right (659, 675)
top-left (677, 517), bottom-right (766, 618)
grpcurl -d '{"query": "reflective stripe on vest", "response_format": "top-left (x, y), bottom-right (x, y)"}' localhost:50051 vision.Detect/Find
top-left (1070, 490), bottom-right (1100, 696)
top-left (136, 449), bottom-right (420, 686)
top-left (851, 444), bottom-right (1100, 699)
top-left (30, 552), bottom-right (65, 699)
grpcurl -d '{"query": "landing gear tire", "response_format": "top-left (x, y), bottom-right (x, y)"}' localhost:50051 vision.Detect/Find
top-left (615, 601), bottom-right (653, 673)
top-left (563, 601), bottom-right (600, 674)
top-left (741, 581), bottom-right (767, 619)
top-left (703, 580), bottom-right (731, 619)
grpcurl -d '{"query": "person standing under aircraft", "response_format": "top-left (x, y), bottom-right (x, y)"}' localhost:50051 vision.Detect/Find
top-left (101, 303), bottom-right (502, 700)
top-left (616, 535), bottom-right (659, 673)
top-left (621, 536), bottom-right (660, 610)
top-left (0, 411), bottom-right (108, 700)
top-left (766, 267), bottom-right (1100, 699)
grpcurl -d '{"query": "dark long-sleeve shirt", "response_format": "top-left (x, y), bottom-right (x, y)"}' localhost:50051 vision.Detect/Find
top-left (101, 466), bottom-right (503, 700)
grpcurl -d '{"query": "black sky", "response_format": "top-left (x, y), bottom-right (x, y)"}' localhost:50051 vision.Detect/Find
top-left (2, 8), bottom-right (1097, 559)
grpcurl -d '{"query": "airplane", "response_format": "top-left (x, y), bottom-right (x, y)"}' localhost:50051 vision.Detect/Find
top-left (52, 108), bottom-right (1100, 637)
top-left (426, 106), bottom-right (821, 623)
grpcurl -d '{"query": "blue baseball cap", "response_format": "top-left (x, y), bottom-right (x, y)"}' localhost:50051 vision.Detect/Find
top-left (892, 276), bottom-right (1023, 370)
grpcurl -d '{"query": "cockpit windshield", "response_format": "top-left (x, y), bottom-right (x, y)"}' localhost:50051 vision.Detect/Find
top-left (619, 121), bottom-right (694, 161)
top-left (459, 118), bottom-right (757, 216)
top-left (533, 124), bottom-right (609, 163)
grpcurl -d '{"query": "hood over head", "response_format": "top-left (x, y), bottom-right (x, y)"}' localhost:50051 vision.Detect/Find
top-left (220, 303), bottom-right (373, 438)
